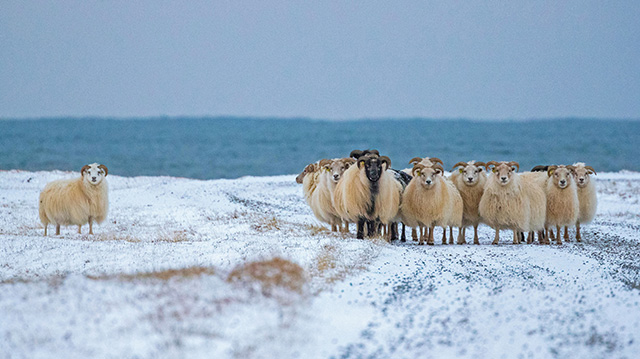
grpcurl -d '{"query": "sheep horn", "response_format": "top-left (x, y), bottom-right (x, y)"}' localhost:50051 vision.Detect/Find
top-left (409, 157), bottom-right (423, 165)
top-left (566, 165), bottom-right (577, 174)
top-left (429, 157), bottom-right (444, 166)
top-left (343, 157), bottom-right (356, 166)
top-left (319, 159), bottom-right (332, 168)
top-left (432, 163), bottom-right (444, 173)
top-left (547, 165), bottom-right (558, 177)
top-left (474, 161), bottom-right (486, 169)
top-left (452, 162), bottom-right (468, 170)
top-left (485, 161), bottom-right (500, 169)
top-left (365, 149), bottom-right (380, 156)
top-left (412, 163), bottom-right (425, 176)
top-left (81, 165), bottom-right (91, 176)
top-left (350, 150), bottom-right (364, 159)
top-left (98, 164), bottom-right (108, 177)
top-left (507, 161), bottom-right (520, 171)
top-left (379, 156), bottom-right (391, 169)
top-left (585, 165), bottom-right (597, 175)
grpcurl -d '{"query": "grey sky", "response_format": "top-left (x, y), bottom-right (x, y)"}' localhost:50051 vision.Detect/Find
top-left (1, 1), bottom-right (639, 119)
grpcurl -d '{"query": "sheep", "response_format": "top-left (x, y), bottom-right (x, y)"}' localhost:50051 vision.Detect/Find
top-left (297, 159), bottom-right (330, 206)
top-left (479, 161), bottom-right (546, 245)
top-left (333, 152), bottom-right (403, 241)
top-left (543, 165), bottom-right (579, 245)
top-left (308, 158), bottom-right (355, 232)
top-left (402, 157), bottom-right (445, 240)
top-left (572, 162), bottom-right (598, 241)
top-left (39, 163), bottom-right (109, 236)
top-left (450, 161), bottom-right (487, 244)
top-left (400, 163), bottom-right (463, 245)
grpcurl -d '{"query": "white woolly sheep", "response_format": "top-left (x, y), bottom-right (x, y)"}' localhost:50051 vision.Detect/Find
top-left (450, 161), bottom-right (487, 244)
top-left (308, 158), bottom-right (355, 232)
top-left (572, 162), bottom-right (598, 241)
top-left (401, 163), bottom-right (463, 245)
top-left (333, 153), bottom-right (402, 240)
top-left (402, 156), bottom-right (444, 240)
top-left (39, 163), bottom-right (109, 236)
top-left (479, 161), bottom-right (546, 245)
top-left (544, 165), bottom-right (579, 245)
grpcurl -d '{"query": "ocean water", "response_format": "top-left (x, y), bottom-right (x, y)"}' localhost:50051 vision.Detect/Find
top-left (0, 118), bottom-right (638, 179)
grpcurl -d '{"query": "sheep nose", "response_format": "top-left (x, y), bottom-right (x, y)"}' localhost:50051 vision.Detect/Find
top-left (333, 174), bottom-right (340, 180)
top-left (425, 179), bottom-right (432, 185)
top-left (92, 177), bottom-right (97, 181)
top-left (560, 180), bottom-right (566, 185)
top-left (500, 176), bottom-right (507, 182)
top-left (467, 177), bottom-right (474, 182)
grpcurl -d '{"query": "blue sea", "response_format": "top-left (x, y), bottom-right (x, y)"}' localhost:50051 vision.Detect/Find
top-left (0, 118), bottom-right (638, 179)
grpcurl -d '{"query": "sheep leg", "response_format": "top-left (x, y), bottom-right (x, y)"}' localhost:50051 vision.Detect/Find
top-left (427, 226), bottom-right (435, 245)
top-left (473, 225), bottom-right (479, 245)
top-left (55, 225), bottom-right (60, 235)
top-left (457, 227), bottom-right (465, 245)
top-left (576, 222), bottom-right (582, 242)
top-left (418, 226), bottom-right (425, 245)
top-left (512, 230), bottom-right (519, 245)
top-left (400, 223), bottom-right (407, 242)
top-left (43, 224), bottom-right (48, 237)
top-left (89, 221), bottom-right (94, 235)
top-left (492, 228), bottom-right (500, 245)
top-left (526, 231), bottom-right (533, 244)
top-left (78, 225), bottom-right (82, 234)
top-left (440, 227), bottom-right (447, 245)
top-left (555, 225), bottom-right (562, 245)
top-left (563, 226), bottom-right (569, 241)
top-left (449, 227), bottom-right (454, 245)
top-left (331, 224), bottom-right (337, 232)
top-left (390, 223), bottom-right (398, 241)
top-left (366, 220), bottom-right (377, 238)
top-left (412, 227), bottom-right (418, 241)
top-left (538, 230), bottom-right (548, 244)
top-left (357, 218), bottom-right (365, 239)
top-left (547, 227), bottom-right (555, 241)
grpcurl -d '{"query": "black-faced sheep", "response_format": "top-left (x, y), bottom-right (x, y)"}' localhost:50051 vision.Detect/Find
top-left (333, 153), bottom-right (402, 240)
top-left (39, 163), bottom-right (109, 236)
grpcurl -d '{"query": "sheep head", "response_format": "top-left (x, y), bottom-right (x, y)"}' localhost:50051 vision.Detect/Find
top-left (296, 163), bottom-right (318, 184)
top-left (358, 154), bottom-right (390, 182)
top-left (572, 162), bottom-right (596, 188)
top-left (327, 158), bottom-right (355, 183)
top-left (453, 161), bottom-right (486, 186)
top-left (81, 163), bottom-right (108, 185)
top-left (350, 149), bottom-right (380, 160)
top-left (409, 156), bottom-right (443, 167)
top-left (487, 161), bottom-right (519, 186)
top-left (547, 165), bottom-right (575, 189)
top-left (413, 163), bottom-right (444, 189)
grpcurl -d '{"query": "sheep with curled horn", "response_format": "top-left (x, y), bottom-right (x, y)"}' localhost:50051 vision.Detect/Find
top-left (570, 162), bottom-right (598, 241)
top-left (39, 163), bottom-right (109, 236)
top-left (449, 160), bottom-right (487, 244)
top-left (401, 156), bottom-right (444, 239)
top-left (544, 165), bottom-right (579, 244)
top-left (479, 161), bottom-right (546, 245)
top-left (400, 162), bottom-right (463, 245)
top-left (333, 153), bottom-right (402, 241)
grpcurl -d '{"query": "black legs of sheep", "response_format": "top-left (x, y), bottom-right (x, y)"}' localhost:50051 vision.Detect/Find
top-left (356, 218), bottom-right (399, 241)
top-left (357, 218), bottom-right (366, 239)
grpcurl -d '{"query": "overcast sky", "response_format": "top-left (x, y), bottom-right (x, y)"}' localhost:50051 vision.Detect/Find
top-left (1, 1), bottom-right (639, 119)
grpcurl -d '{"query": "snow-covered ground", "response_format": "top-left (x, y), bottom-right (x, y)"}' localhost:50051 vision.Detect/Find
top-left (1, 170), bottom-right (639, 359)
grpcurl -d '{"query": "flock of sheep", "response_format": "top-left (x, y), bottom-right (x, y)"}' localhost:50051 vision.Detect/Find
top-left (297, 150), bottom-right (598, 245)
top-left (35, 154), bottom-right (597, 246)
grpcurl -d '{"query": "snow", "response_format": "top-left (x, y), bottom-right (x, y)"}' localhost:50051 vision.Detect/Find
top-left (1, 170), bottom-right (639, 358)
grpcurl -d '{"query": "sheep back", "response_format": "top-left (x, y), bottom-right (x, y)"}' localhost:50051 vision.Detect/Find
top-left (479, 177), bottom-right (529, 231)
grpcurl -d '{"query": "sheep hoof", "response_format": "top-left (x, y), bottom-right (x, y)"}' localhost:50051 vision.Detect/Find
top-left (491, 240), bottom-right (499, 245)
top-left (427, 242), bottom-right (434, 246)
top-left (474, 241), bottom-right (479, 245)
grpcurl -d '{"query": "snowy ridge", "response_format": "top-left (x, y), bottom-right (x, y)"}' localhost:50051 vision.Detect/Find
top-left (1, 170), bottom-right (639, 358)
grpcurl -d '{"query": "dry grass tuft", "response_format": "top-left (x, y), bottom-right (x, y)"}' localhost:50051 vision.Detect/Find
top-left (227, 257), bottom-right (307, 299)
top-left (88, 233), bottom-right (141, 243)
top-left (88, 266), bottom-right (215, 282)
top-left (155, 229), bottom-right (193, 243)
top-left (251, 217), bottom-right (281, 232)
top-left (305, 224), bottom-right (330, 236)
top-left (315, 244), bottom-right (338, 273)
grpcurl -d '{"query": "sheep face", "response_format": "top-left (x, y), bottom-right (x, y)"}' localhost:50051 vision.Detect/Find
top-left (573, 164), bottom-right (596, 188)
top-left (489, 162), bottom-right (519, 186)
top-left (81, 163), bottom-right (108, 185)
top-left (326, 158), bottom-right (355, 184)
top-left (548, 166), bottom-right (575, 189)
top-left (357, 155), bottom-right (391, 183)
top-left (413, 164), bottom-right (443, 189)
top-left (458, 164), bottom-right (484, 186)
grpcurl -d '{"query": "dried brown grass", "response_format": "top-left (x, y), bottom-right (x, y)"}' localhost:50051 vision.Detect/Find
top-left (227, 257), bottom-right (307, 299)
top-left (88, 266), bottom-right (216, 282)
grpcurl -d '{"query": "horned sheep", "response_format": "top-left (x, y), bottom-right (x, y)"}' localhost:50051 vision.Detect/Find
top-left (333, 152), bottom-right (403, 240)
top-left (401, 163), bottom-right (463, 245)
top-left (39, 163), bottom-right (109, 236)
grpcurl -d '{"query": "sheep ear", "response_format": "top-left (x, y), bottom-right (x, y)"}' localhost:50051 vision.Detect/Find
top-left (358, 160), bottom-right (365, 169)
top-left (81, 165), bottom-right (91, 176)
top-left (98, 164), bottom-right (108, 176)
top-left (458, 168), bottom-right (464, 173)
